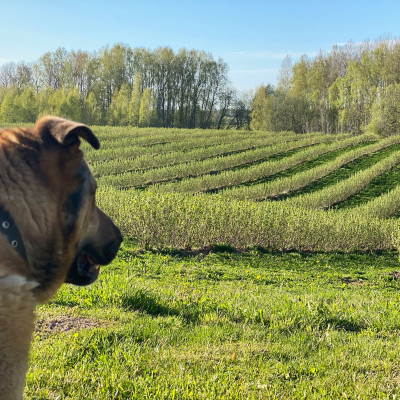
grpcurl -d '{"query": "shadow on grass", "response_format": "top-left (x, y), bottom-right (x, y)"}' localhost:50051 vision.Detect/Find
top-left (321, 316), bottom-right (364, 332)
top-left (121, 289), bottom-right (202, 324)
top-left (121, 289), bottom-right (176, 316)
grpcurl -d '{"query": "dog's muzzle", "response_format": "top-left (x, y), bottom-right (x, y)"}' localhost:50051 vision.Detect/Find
top-left (65, 228), bottom-right (123, 286)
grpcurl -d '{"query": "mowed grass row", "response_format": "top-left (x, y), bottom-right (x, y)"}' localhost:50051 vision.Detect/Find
top-left (274, 142), bottom-right (400, 201)
top-left (347, 184), bottom-right (400, 218)
top-left (221, 136), bottom-right (400, 201)
top-left (285, 150), bottom-right (400, 209)
top-left (90, 132), bottom-right (341, 176)
top-left (335, 163), bottom-right (400, 209)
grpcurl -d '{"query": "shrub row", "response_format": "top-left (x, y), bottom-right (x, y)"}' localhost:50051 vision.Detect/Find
top-left (97, 187), bottom-right (399, 252)
top-left (223, 135), bottom-right (400, 201)
top-left (91, 132), bottom-right (335, 176)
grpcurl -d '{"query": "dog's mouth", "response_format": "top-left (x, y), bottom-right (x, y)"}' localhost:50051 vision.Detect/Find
top-left (65, 233), bottom-right (122, 287)
top-left (65, 251), bottom-right (101, 286)
top-left (78, 253), bottom-right (101, 276)
top-left (65, 236), bottom-right (122, 287)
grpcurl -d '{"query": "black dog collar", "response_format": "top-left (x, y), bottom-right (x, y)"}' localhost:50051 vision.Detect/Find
top-left (0, 205), bottom-right (28, 264)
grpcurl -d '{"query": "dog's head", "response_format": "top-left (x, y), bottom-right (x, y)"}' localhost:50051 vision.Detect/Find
top-left (0, 116), bottom-right (122, 303)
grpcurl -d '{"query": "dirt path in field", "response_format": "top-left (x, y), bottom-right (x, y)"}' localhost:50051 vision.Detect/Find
top-left (36, 316), bottom-right (109, 333)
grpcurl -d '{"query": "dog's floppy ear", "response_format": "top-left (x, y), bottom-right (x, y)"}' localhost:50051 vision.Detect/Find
top-left (34, 116), bottom-right (100, 150)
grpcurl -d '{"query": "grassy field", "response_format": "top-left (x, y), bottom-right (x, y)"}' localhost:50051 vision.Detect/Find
top-left (27, 245), bottom-right (400, 399)
top-left (24, 127), bottom-right (400, 398)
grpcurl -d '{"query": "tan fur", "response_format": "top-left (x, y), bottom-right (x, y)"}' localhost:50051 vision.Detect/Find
top-left (0, 275), bottom-right (38, 400)
top-left (0, 117), bottom-right (122, 399)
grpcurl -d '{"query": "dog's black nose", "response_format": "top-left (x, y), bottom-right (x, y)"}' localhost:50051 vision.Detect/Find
top-left (112, 220), bottom-right (123, 244)
top-left (102, 239), bottom-right (122, 264)
top-left (117, 230), bottom-right (123, 245)
top-left (114, 226), bottom-right (123, 248)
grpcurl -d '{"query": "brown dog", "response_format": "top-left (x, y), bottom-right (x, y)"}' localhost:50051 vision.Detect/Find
top-left (0, 116), bottom-right (122, 400)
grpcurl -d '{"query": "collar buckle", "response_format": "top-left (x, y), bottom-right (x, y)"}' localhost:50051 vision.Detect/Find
top-left (0, 206), bottom-right (28, 264)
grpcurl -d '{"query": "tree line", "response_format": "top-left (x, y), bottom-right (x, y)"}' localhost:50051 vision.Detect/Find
top-left (0, 44), bottom-right (251, 129)
top-left (6, 40), bottom-right (398, 135)
top-left (251, 39), bottom-right (400, 136)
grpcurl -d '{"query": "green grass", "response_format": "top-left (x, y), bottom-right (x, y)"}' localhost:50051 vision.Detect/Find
top-left (26, 240), bottom-right (400, 399)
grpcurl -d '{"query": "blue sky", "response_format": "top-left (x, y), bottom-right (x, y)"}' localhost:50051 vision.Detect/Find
top-left (1, 0), bottom-right (400, 90)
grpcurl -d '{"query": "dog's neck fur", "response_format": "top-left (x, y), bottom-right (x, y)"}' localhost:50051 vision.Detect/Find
top-left (0, 275), bottom-right (38, 400)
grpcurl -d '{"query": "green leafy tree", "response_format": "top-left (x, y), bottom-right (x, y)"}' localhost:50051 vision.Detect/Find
top-left (60, 87), bottom-right (83, 121)
top-left (14, 87), bottom-right (38, 122)
top-left (139, 88), bottom-right (157, 127)
top-left (38, 88), bottom-right (57, 116)
top-left (38, 87), bottom-right (82, 121)
top-left (289, 56), bottom-right (313, 133)
top-left (368, 83), bottom-right (400, 136)
top-left (128, 73), bottom-right (142, 126)
top-left (250, 85), bottom-right (274, 131)
top-left (40, 88), bottom-right (66, 116)
top-left (107, 84), bottom-right (130, 126)
top-left (98, 44), bottom-right (130, 108)
top-left (83, 91), bottom-right (102, 125)
top-left (0, 90), bottom-right (17, 122)
top-left (332, 60), bottom-right (376, 134)
top-left (309, 54), bottom-right (334, 133)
